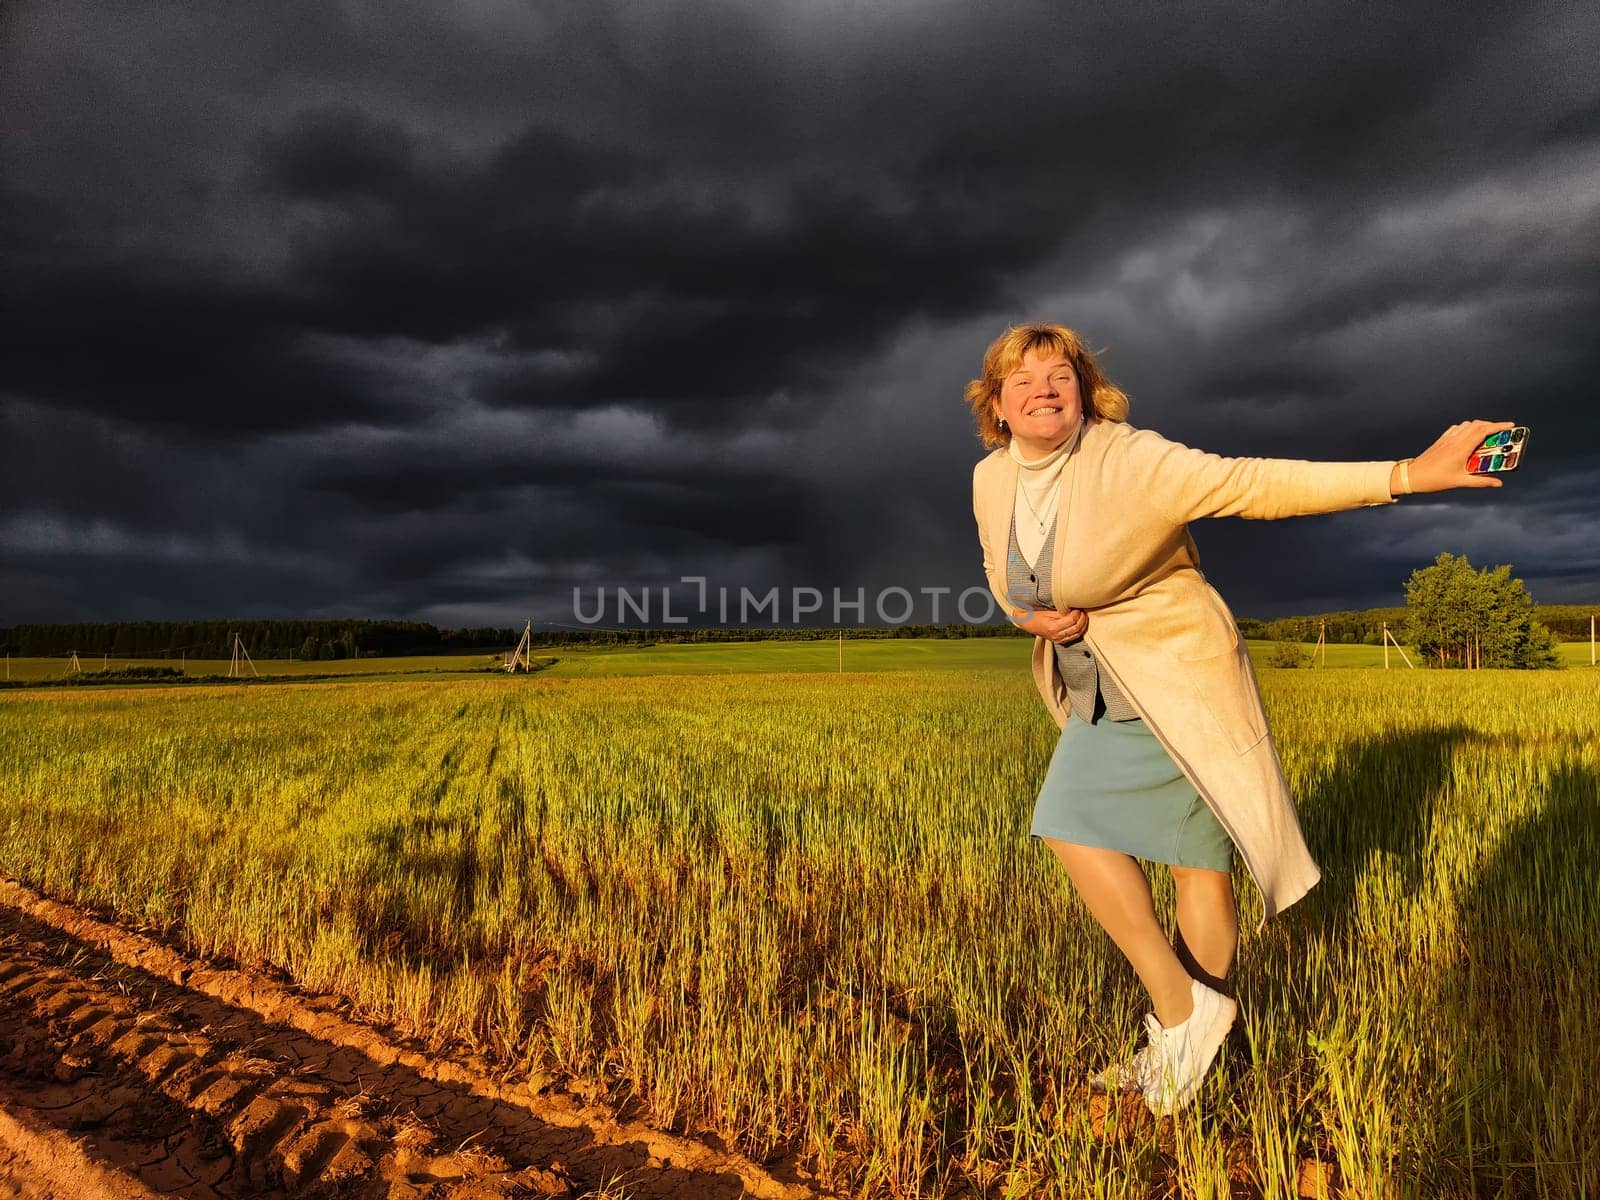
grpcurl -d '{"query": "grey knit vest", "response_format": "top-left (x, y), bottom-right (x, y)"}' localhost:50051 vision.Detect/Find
top-left (1006, 510), bottom-right (1139, 723)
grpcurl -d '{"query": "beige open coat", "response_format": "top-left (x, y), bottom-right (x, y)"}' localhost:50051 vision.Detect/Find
top-left (973, 417), bottom-right (1399, 926)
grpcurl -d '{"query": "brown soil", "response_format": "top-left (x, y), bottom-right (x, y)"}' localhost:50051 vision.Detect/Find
top-left (0, 877), bottom-right (825, 1199)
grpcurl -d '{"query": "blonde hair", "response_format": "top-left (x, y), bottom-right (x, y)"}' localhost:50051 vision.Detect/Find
top-left (965, 323), bottom-right (1130, 449)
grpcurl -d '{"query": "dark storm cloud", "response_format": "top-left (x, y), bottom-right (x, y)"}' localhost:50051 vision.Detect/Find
top-left (2, 0), bottom-right (1598, 623)
top-left (305, 449), bottom-right (809, 549)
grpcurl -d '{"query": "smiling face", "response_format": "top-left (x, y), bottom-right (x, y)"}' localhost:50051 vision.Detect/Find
top-left (991, 348), bottom-right (1084, 456)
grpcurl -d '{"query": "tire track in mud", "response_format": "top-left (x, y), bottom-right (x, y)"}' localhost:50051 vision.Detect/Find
top-left (0, 877), bottom-right (824, 1199)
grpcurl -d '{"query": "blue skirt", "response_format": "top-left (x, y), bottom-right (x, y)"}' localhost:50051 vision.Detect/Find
top-left (1030, 716), bottom-right (1235, 872)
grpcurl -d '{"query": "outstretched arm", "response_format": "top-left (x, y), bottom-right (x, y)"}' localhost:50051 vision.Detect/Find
top-left (1127, 420), bottom-right (1514, 524)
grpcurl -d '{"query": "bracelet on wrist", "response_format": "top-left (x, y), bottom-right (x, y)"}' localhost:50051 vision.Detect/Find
top-left (1397, 458), bottom-right (1414, 496)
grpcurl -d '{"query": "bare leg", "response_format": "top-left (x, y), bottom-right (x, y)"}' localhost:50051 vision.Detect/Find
top-left (1169, 865), bottom-right (1237, 994)
top-left (1044, 838), bottom-right (1195, 1027)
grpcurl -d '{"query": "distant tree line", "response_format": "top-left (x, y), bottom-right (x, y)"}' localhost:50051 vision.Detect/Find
top-left (0, 619), bottom-right (1032, 658)
top-left (1243, 603), bottom-right (1590, 645)
top-left (0, 620), bottom-right (522, 660)
top-left (1515, 606), bottom-right (1597, 639)
top-left (1238, 609), bottom-right (1409, 645)
top-left (2, 586), bottom-right (1587, 662)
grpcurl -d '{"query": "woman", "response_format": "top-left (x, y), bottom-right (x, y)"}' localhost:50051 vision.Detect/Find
top-left (967, 323), bottom-right (1508, 1116)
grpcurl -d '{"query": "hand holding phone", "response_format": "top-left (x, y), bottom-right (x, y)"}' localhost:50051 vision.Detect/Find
top-left (1466, 425), bottom-right (1530, 474)
top-left (1401, 420), bottom-right (1520, 493)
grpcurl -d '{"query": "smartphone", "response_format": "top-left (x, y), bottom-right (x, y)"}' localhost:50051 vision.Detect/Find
top-left (1466, 426), bottom-right (1530, 474)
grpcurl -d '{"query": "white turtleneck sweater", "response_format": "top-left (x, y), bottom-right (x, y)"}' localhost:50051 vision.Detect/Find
top-left (1008, 420), bottom-right (1083, 568)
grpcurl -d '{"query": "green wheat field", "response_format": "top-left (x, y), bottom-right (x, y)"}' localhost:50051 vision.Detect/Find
top-left (1, 642), bottom-right (1595, 1198)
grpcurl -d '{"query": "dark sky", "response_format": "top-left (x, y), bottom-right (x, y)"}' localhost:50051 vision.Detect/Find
top-left (4, 0), bottom-right (1598, 629)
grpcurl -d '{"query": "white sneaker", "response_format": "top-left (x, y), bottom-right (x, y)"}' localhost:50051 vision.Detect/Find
top-left (1140, 979), bottom-right (1237, 1116)
top-left (1089, 1028), bottom-right (1162, 1094)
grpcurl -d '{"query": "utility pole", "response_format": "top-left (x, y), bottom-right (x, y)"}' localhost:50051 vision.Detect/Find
top-left (1382, 622), bottom-right (1415, 669)
top-left (1592, 613), bottom-right (1595, 667)
top-left (229, 632), bottom-right (259, 678)
top-left (838, 629), bottom-right (843, 673)
top-left (1315, 619), bottom-right (1327, 668)
top-left (505, 620), bottom-right (533, 672)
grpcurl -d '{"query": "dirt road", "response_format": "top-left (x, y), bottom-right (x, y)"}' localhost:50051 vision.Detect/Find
top-left (0, 878), bottom-right (821, 1199)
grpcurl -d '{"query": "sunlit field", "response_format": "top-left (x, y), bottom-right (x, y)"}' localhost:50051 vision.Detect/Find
top-left (1, 654), bottom-right (1595, 1197)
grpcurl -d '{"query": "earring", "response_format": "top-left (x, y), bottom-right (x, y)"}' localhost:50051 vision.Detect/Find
top-left (998, 418), bottom-right (1007, 428)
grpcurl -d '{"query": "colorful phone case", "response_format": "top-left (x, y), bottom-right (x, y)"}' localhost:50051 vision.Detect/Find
top-left (1466, 426), bottom-right (1530, 474)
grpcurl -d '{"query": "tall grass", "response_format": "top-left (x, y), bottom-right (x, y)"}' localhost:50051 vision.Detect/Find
top-left (0, 668), bottom-right (1594, 1197)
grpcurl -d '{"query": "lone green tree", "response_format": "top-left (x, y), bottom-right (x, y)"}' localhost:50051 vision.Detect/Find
top-left (1402, 551), bottom-right (1558, 668)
